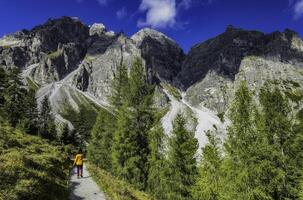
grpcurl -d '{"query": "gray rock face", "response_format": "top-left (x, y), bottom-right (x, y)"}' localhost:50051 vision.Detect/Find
top-left (176, 26), bottom-right (303, 90)
top-left (0, 17), bottom-right (89, 83)
top-left (89, 23), bottom-right (108, 37)
top-left (132, 28), bottom-right (185, 83)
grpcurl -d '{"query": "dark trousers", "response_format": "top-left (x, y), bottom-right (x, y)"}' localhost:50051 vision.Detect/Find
top-left (76, 165), bottom-right (83, 177)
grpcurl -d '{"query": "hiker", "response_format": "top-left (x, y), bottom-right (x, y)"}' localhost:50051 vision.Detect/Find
top-left (73, 148), bottom-right (84, 178)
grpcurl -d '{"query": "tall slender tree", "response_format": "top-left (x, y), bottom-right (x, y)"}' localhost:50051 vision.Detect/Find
top-left (23, 89), bottom-right (39, 134)
top-left (88, 109), bottom-right (115, 171)
top-left (147, 125), bottom-right (167, 199)
top-left (223, 81), bottom-right (277, 199)
top-left (39, 96), bottom-right (56, 140)
top-left (60, 123), bottom-right (71, 145)
top-left (166, 113), bottom-right (198, 200)
top-left (111, 58), bottom-right (155, 189)
top-left (0, 67), bottom-right (6, 110)
top-left (4, 68), bottom-right (27, 127)
top-left (110, 62), bottom-right (129, 109)
top-left (259, 83), bottom-right (303, 199)
top-left (192, 130), bottom-right (223, 200)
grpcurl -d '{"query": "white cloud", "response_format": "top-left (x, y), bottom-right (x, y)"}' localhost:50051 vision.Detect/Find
top-left (137, 0), bottom-right (214, 29)
top-left (294, 0), bottom-right (303, 19)
top-left (138, 0), bottom-right (177, 28)
top-left (116, 7), bottom-right (127, 19)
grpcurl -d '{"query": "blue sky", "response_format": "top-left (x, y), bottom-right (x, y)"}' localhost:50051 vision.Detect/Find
top-left (0, 0), bottom-right (302, 52)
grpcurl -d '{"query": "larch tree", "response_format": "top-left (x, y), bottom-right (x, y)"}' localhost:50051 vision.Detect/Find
top-left (166, 113), bottom-right (198, 200)
top-left (147, 125), bottom-right (167, 199)
top-left (88, 109), bottom-right (115, 171)
top-left (191, 130), bottom-right (223, 200)
top-left (4, 67), bottom-right (27, 127)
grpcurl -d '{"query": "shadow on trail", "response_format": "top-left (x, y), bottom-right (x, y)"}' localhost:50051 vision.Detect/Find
top-left (69, 181), bottom-right (85, 200)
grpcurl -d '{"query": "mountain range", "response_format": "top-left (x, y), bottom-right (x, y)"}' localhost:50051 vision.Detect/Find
top-left (0, 16), bottom-right (302, 148)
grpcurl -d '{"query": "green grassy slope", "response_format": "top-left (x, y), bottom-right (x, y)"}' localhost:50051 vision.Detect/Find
top-left (87, 164), bottom-right (154, 200)
top-left (0, 124), bottom-right (70, 200)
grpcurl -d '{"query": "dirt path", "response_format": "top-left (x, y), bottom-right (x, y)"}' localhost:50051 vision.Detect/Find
top-left (69, 164), bottom-right (107, 200)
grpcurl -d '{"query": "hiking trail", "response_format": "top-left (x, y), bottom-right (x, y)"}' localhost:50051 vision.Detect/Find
top-left (69, 164), bottom-right (107, 200)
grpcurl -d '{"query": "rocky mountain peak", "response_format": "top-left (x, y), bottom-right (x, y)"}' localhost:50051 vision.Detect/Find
top-left (130, 28), bottom-right (185, 83)
top-left (131, 28), bottom-right (177, 47)
top-left (27, 16), bottom-right (89, 53)
top-left (89, 23), bottom-right (107, 36)
top-left (176, 26), bottom-right (303, 90)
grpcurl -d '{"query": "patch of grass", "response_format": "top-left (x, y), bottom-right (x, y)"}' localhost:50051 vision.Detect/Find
top-left (84, 55), bottom-right (97, 63)
top-left (0, 123), bottom-right (70, 200)
top-left (47, 50), bottom-right (62, 59)
top-left (87, 164), bottom-right (154, 200)
top-left (285, 89), bottom-right (303, 103)
top-left (0, 45), bottom-right (11, 49)
top-left (161, 83), bottom-right (182, 100)
top-left (154, 105), bottom-right (170, 122)
top-left (26, 77), bottom-right (40, 92)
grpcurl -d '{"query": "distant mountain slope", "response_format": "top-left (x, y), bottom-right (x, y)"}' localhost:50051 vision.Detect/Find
top-left (0, 17), bottom-right (302, 147)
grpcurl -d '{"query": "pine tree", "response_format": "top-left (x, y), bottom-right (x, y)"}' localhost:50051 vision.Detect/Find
top-left (259, 83), bottom-right (302, 199)
top-left (23, 89), bottom-right (39, 134)
top-left (221, 81), bottom-right (302, 200)
top-left (222, 81), bottom-right (262, 200)
top-left (88, 109), bottom-right (115, 171)
top-left (192, 130), bottom-right (223, 200)
top-left (111, 102), bottom-right (135, 178)
top-left (110, 62), bottom-right (129, 109)
top-left (73, 106), bottom-right (98, 146)
top-left (75, 109), bottom-right (88, 146)
top-left (127, 58), bottom-right (155, 189)
top-left (39, 96), bottom-right (56, 140)
top-left (166, 113), bottom-right (198, 200)
top-left (4, 67), bottom-right (27, 127)
top-left (0, 67), bottom-right (6, 110)
top-left (147, 125), bottom-right (167, 199)
top-left (60, 123), bottom-right (70, 145)
top-left (295, 109), bottom-right (303, 200)
top-left (111, 58), bottom-right (155, 189)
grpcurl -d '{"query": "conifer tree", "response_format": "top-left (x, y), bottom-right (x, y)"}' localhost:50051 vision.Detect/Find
top-left (222, 81), bottom-right (260, 199)
top-left (166, 113), bottom-right (198, 200)
top-left (259, 83), bottom-right (302, 199)
top-left (75, 109), bottom-right (88, 145)
top-left (39, 96), bottom-right (56, 140)
top-left (147, 125), bottom-right (167, 199)
top-left (111, 102), bottom-right (135, 178)
top-left (127, 58), bottom-right (155, 189)
top-left (110, 62), bottom-right (129, 109)
top-left (23, 89), bottom-right (39, 134)
top-left (88, 109), bottom-right (115, 171)
top-left (60, 123), bottom-right (71, 145)
top-left (111, 58), bottom-right (155, 189)
top-left (192, 130), bottom-right (223, 200)
top-left (0, 67), bottom-right (6, 110)
top-left (74, 106), bottom-right (98, 146)
top-left (4, 67), bottom-right (27, 127)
